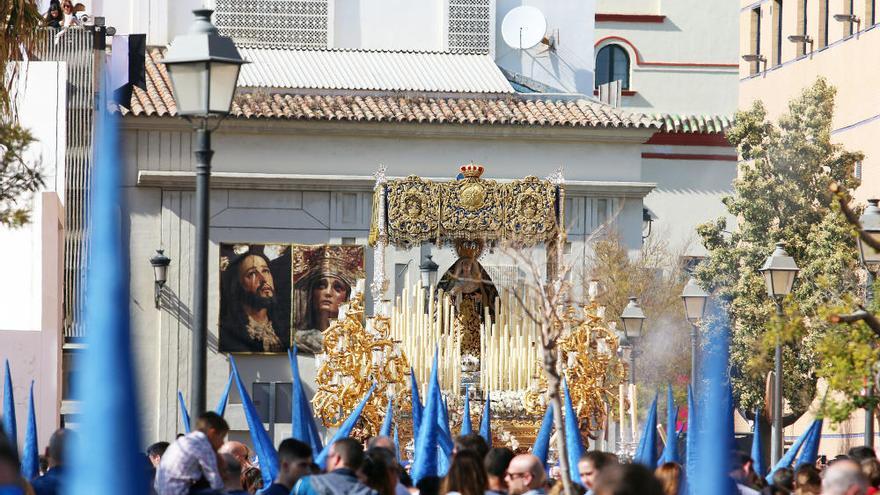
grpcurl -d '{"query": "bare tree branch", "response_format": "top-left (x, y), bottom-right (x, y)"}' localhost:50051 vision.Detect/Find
top-left (829, 307), bottom-right (880, 337)
top-left (830, 181), bottom-right (880, 251)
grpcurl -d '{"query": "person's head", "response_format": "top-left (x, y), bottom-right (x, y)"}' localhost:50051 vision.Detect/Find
top-left (593, 463), bottom-right (663, 495)
top-left (850, 446), bottom-right (877, 463)
top-left (0, 431), bottom-right (20, 485)
top-left (454, 433), bottom-right (490, 460)
top-left (822, 459), bottom-right (868, 495)
top-left (47, 428), bottom-right (72, 467)
top-left (367, 436), bottom-right (395, 455)
top-left (441, 450), bottom-right (488, 495)
top-left (579, 451), bottom-right (618, 489)
top-left (654, 462), bottom-right (682, 495)
top-left (794, 464), bottom-right (821, 494)
top-left (505, 454), bottom-right (546, 495)
top-left (195, 412), bottom-right (229, 451)
top-left (861, 458), bottom-right (880, 489)
top-left (46, 1), bottom-right (61, 19)
top-left (416, 476), bottom-right (442, 495)
top-left (276, 438), bottom-right (313, 488)
top-left (327, 438), bottom-right (364, 472)
top-left (219, 441), bottom-right (252, 469)
top-left (361, 447), bottom-right (397, 495)
top-left (485, 447), bottom-right (515, 491)
top-left (729, 450), bottom-right (754, 482)
top-left (146, 441), bottom-right (170, 468)
top-left (61, 0), bottom-right (73, 13)
top-left (242, 466), bottom-right (263, 494)
top-left (772, 467), bottom-right (794, 490)
top-left (220, 453), bottom-right (245, 491)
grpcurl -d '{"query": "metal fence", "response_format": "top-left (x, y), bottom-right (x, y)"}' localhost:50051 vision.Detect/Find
top-left (33, 27), bottom-right (96, 340)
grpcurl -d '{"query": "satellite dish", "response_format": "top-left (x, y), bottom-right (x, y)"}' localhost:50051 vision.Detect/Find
top-left (501, 6), bottom-right (547, 50)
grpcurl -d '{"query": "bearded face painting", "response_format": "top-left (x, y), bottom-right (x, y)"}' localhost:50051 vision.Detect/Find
top-left (292, 244), bottom-right (365, 354)
top-left (218, 244), bottom-right (292, 353)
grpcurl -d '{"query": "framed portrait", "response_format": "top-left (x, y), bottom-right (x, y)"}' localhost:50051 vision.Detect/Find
top-left (218, 243), bottom-right (292, 353)
top-left (291, 244), bottom-right (365, 354)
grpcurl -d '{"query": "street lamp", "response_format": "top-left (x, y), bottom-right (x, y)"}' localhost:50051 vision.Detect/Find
top-left (620, 297), bottom-right (647, 385)
top-left (162, 9), bottom-right (247, 420)
top-left (858, 199), bottom-right (880, 448)
top-left (150, 249), bottom-right (171, 309)
top-left (419, 254), bottom-right (439, 314)
top-left (681, 277), bottom-right (709, 386)
top-left (759, 242), bottom-right (799, 466)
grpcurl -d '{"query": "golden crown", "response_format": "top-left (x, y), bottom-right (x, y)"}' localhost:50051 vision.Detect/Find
top-left (460, 163), bottom-right (485, 179)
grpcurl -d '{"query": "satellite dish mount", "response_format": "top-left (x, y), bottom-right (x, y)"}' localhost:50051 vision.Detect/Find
top-left (501, 6), bottom-right (548, 50)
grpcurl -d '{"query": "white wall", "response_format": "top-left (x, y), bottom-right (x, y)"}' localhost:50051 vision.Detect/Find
top-left (495, 0), bottom-right (596, 94)
top-left (0, 62), bottom-right (66, 450)
top-left (333, 0), bottom-right (444, 51)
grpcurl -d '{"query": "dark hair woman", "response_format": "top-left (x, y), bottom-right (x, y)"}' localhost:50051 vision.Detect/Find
top-left (45, 1), bottom-right (62, 27)
top-left (360, 447), bottom-right (396, 495)
top-left (440, 450), bottom-right (488, 495)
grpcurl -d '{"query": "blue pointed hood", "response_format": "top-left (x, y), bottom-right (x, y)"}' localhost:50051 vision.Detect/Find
top-left (460, 386), bottom-right (473, 435)
top-left (2, 360), bottom-right (16, 450)
top-left (532, 403), bottom-right (554, 468)
top-left (177, 391), bottom-right (192, 434)
top-left (765, 419), bottom-right (820, 484)
top-left (394, 423), bottom-right (402, 465)
top-left (410, 350), bottom-right (443, 484)
top-left (692, 299), bottom-right (737, 495)
top-left (750, 408), bottom-right (766, 477)
top-left (633, 394), bottom-right (659, 468)
top-left (380, 398), bottom-right (394, 437)
top-left (563, 379), bottom-right (584, 484)
top-left (66, 102), bottom-right (147, 495)
top-left (437, 391), bottom-right (453, 457)
top-left (659, 385), bottom-right (680, 465)
top-left (215, 374), bottom-right (233, 417)
top-left (315, 384), bottom-right (376, 468)
top-left (479, 390), bottom-right (492, 448)
top-left (21, 381), bottom-right (38, 480)
top-left (795, 419), bottom-right (823, 469)
top-left (410, 368), bottom-right (424, 443)
top-left (683, 384), bottom-right (696, 495)
top-left (230, 356), bottom-right (279, 487)
top-left (289, 346), bottom-right (321, 451)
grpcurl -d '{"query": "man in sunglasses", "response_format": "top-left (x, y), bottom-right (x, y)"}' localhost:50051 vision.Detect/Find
top-left (504, 454), bottom-right (546, 495)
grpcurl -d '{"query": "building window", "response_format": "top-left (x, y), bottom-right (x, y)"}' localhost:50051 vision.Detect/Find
top-left (820, 0), bottom-right (830, 46)
top-left (868, 0), bottom-right (877, 25)
top-left (750, 7), bottom-right (762, 74)
top-left (797, 0), bottom-right (808, 56)
top-left (846, 0), bottom-right (855, 35)
top-left (855, 160), bottom-right (863, 180)
top-left (595, 45), bottom-right (630, 89)
top-left (772, 0), bottom-right (784, 65)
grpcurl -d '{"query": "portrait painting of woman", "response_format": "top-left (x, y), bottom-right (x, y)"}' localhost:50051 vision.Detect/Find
top-left (291, 244), bottom-right (365, 354)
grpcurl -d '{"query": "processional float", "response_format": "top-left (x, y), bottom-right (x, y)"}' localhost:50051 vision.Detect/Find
top-left (310, 164), bottom-right (632, 458)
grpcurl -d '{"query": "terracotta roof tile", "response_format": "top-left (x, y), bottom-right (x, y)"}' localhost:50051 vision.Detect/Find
top-left (125, 47), bottom-right (739, 132)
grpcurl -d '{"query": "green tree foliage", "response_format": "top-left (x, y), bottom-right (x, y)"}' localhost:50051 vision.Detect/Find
top-left (1, 0), bottom-right (45, 226)
top-left (695, 77), bottom-right (863, 420)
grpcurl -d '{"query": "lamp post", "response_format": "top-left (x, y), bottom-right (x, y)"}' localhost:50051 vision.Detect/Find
top-left (419, 254), bottom-right (439, 313)
top-left (759, 242), bottom-right (800, 465)
top-left (858, 199), bottom-right (880, 448)
top-left (681, 277), bottom-right (709, 388)
top-left (150, 249), bottom-right (171, 309)
top-left (620, 297), bottom-right (647, 385)
top-left (162, 9), bottom-right (247, 419)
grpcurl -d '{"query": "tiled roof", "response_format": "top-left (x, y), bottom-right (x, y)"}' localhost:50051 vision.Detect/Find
top-left (125, 47), bottom-right (656, 129)
top-left (237, 47), bottom-right (515, 94)
top-left (654, 113), bottom-right (734, 134)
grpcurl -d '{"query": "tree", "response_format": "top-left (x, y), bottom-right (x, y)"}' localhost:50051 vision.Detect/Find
top-left (695, 78), bottom-right (862, 433)
top-left (1, 0), bottom-right (44, 227)
top-left (588, 233), bottom-right (691, 396)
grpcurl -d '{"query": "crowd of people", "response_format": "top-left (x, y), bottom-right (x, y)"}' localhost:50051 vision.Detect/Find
top-left (2, 410), bottom-right (880, 495)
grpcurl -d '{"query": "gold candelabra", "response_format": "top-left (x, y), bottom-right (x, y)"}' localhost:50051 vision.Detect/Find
top-left (312, 292), bottom-right (411, 438)
top-left (524, 300), bottom-right (626, 434)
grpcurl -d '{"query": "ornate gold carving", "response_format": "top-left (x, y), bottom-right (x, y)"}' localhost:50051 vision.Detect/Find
top-left (375, 166), bottom-right (563, 247)
top-left (312, 292), bottom-right (411, 438)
